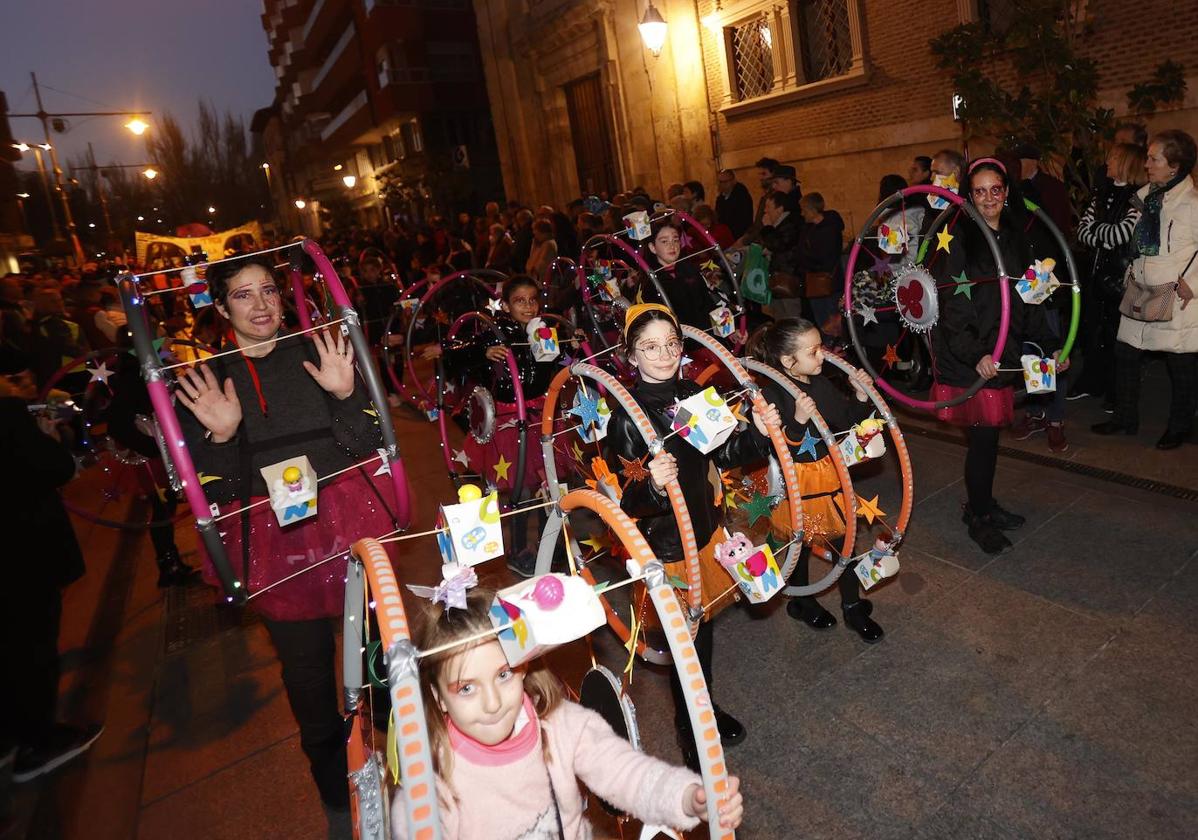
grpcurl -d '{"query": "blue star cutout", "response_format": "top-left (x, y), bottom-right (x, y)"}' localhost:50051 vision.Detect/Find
top-left (568, 389), bottom-right (603, 429)
top-left (796, 429), bottom-right (820, 460)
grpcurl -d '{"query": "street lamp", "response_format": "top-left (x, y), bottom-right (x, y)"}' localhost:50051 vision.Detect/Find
top-left (208, 206), bottom-right (216, 214)
top-left (639, 2), bottom-right (668, 56)
top-left (125, 118), bottom-right (149, 135)
top-left (342, 175), bottom-right (357, 188)
top-left (137, 215), bottom-right (144, 221)
top-left (294, 199), bottom-right (306, 209)
top-left (143, 168), bottom-right (158, 180)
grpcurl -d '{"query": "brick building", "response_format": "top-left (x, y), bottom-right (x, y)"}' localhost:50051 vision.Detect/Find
top-left (257, 0), bottom-right (502, 235)
top-left (474, 0), bottom-right (1198, 235)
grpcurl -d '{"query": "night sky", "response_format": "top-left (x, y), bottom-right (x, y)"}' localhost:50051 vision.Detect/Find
top-left (1, 0), bottom-right (277, 172)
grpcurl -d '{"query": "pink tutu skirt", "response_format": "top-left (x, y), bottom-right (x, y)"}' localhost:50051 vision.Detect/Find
top-left (463, 396), bottom-right (567, 494)
top-left (198, 466), bottom-right (400, 621)
top-left (932, 382), bottom-right (1014, 428)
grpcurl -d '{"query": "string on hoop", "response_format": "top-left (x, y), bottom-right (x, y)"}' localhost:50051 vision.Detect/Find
top-left (159, 319), bottom-right (347, 372)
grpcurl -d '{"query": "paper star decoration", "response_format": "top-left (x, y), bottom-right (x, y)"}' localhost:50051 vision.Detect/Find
top-left (724, 490), bottom-right (740, 509)
top-left (87, 361), bottom-right (114, 385)
top-left (952, 270), bottom-right (974, 300)
top-left (619, 454), bottom-right (651, 482)
top-left (857, 305), bottom-right (878, 325)
top-left (679, 230), bottom-right (694, 249)
top-left (796, 429), bottom-right (820, 460)
top-left (882, 344), bottom-right (901, 369)
top-left (741, 491), bottom-right (777, 527)
top-left (700, 259), bottom-right (719, 272)
top-left (571, 440), bottom-right (586, 464)
top-left (856, 494), bottom-right (885, 524)
top-left (936, 229), bottom-right (954, 253)
top-left (452, 449), bottom-right (470, 468)
top-left (581, 533), bottom-right (610, 554)
top-left (871, 253), bottom-right (892, 278)
top-left (568, 389), bottom-right (603, 429)
top-left (493, 454), bottom-right (512, 482)
top-left (730, 399), bottom-right (749, 426)
top-left (486, 297), bottom-right (503, 313)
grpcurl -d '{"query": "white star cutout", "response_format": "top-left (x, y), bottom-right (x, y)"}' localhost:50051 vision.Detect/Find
top-left (857, 305), bottom-right (878, 325)
top-left (87, 361), bottom-right (114, 385)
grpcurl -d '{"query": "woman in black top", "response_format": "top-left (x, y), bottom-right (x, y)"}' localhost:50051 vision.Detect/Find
top-left (606, 303), bottom-right (780, 768)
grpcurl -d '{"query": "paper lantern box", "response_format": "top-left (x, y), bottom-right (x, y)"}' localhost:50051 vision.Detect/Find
top-left (436, 487), bottom-right (504, 567)
top-left (1021, 354), bottom-right (1057, 394)
top-left (488, 574), bottom-right (606, 667)
top-left (837, 417), bottom-right (888, 467)
top-left (1016, 259), bottom-right (1060, 305)
top-left (262, 455), bottom-right (318, 527)
top-left (709, 305), bottom-right (736, 338)
top-left (670, 386), bottom-right (737, 454)
top-left (854, 543), bottom-right (901, 590)
top-left (623, 210), bottom-right (651, 241)
top-left (713, 531), bottom-right (783, 604)
top-left (182, 266), bottom-right (213, 309)
top-left (526, 318), bottom-right (560, 362)
top-left (876, 222), bottom-right (908, 255)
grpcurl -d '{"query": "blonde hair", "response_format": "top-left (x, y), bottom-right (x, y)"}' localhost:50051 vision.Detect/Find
top-left (414, 586), bottom-right (563, 788)
top-left (1108, 142), bottom-right (1147, 187)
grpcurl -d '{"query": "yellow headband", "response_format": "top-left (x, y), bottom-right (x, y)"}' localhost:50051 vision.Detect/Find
top-left (623, 302), bottom-right (676, 336)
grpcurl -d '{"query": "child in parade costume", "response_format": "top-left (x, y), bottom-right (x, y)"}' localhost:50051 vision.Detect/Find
top-left (641, 219), bottom-right (726, 333)
top-left (605, 303), bottom-right (781, 769)
top-left (748, 318), bottom-right (884, 643)
top-left (176, 255), bottom-right (397, 809)
top-left (422, 276), bottom-right (564, 574)
top-left (392, 585), bottom-right (743, 839)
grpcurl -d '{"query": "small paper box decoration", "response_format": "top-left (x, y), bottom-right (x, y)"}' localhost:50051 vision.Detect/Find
top-left (1015, 258), bottom-right (1060, 305)
top-left (436, 484), bottom-right (504, 567)
top-left (182, 266), bottom-right (213, 309)
top-left (399, 297), bottom-right (419, 312)
top-left (262, 455), bottom-right (318, 526)
top-left (854, 542), bottom-right (900, 590)
top-left (670, 386), bottom-right (737, 454)
top-left (928, 173), bottom-right (959, 209)
top-left (713, 531), bottom-right (783, 605)
top-left (837, 416), bottom-right (888, 466)
top-left (876, 222), bottom-right (908, 255)
top-left (526, 318), bottom-right (560, 362)
top-left (488, 573), bottom-right (606, 667)
top-left (623, 210), bottom-right (652, 241)
top-left (709, 305), bottom-right (736, 338)
top-left (1021, 353), bottom-right (1057, 394)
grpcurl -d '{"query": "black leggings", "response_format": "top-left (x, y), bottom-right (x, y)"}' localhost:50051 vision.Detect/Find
top-left (262, 617), bottom-right (348, 808)
top-left (788, 544), bottom-right (861, 605)
top-left (964, 426), bottom-right (1001, 514)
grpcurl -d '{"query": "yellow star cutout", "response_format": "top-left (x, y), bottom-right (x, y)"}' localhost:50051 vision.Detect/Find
top-left (493, 454), bottom-right (512, 481)
top-left (582, 534), bottom-right (610, 553)
top-left (857, 494), bottom-right (886, 524)
top-left (701, 259), bottom-right (719, 272)
top-left (936, 229), bottom-right (954, 253)
top-left (571, 441), bottom-right (585, 464)
top-left (731, 400), bottom-right (749, 425)
top-left (724, 490), bottom-right (740, 509)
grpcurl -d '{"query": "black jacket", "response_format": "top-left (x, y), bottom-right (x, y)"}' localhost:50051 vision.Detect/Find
top-left (716, 183), bottom-right (754, 240)
top-left (760, 211), bottom-right (804, 279)
top-left (440, 313), bottom-right (556, 403)
top-left (605, 378), bottom-right (769, 560)
top-left (931, 215), bottom-right (1059, 388)
top-left (760, 374), bottom-right (871, 463)
top-left (642, 256), bottom-right (720, 333)
top-left (799, 211), bottom-right (845, 275)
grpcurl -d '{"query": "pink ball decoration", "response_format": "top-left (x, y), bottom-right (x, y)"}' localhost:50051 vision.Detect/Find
top-left (531, 575), bottom-right (565, 610)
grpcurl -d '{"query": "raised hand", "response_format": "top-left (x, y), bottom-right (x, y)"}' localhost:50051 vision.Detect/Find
top-left (177, 364), bottom-right (242, 443)
top-left (303, 328), bottom-right (356, 400)
top-left (849, 365), bottom-right (873, 401)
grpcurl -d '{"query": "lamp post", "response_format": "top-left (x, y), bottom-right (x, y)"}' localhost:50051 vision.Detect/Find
top-left (12, 141), bottom-right (59, 239)
top-left (15, 192), bottom-right (31, 235)
top-left (639, 2), bottom-right (668, 56)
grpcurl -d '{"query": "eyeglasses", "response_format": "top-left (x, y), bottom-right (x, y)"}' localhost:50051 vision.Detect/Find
top-left (971, 185), bottom-right (1006, 199)
top-left (635, 339), bottom-right (683, 360)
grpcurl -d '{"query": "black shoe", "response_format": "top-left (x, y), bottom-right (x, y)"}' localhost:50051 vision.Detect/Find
top-left (963, 501), bottom-right (1025, 531)
top-left (1156, 429), bottom-right (1190, 450)
top-left (157, 559), bottom-right (200, 588)
top-left (1091, 420), bottom-right (1138, 435)
top-left (506, 548), bottom-right (537, 578)
top-left (785, 596), bottom-right (837, 629)
top-left (966, 514), bottom-right (1012, 555)
top-left (12, 724), bottom-right (104, 783)
top-left (842, 599), bottom-right (884, 643)
top-left (676, 726), bottom-right (701, 772)
top-left (713, 705), bottom-right (746, 745)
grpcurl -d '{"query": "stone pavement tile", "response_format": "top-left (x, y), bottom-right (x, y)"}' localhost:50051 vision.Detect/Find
top-left (914, 806), bottom-right (1030, 840)
top-left (137, 735), bottom-right (333, 840)
top-left (140, 622), bottom-right (297, 804)
top-left (866, 546), bottom-right (975, 623)
top-left (903, 468), bottom-right (1079, 571)
top-left (984, 489), bottom-right (1198, 620)
top-left (809, 576), bottom-right (1113, 792)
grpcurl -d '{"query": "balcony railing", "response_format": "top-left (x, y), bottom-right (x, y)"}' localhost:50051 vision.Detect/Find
top-left (301, 0), bottom-right (327, 43)
top-left (320, 91), bottom-right (368, 142)
top-left (311, 23), bottom-right (355, 93)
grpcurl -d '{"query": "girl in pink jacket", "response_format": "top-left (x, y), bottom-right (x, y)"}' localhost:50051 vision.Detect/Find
top-left (392, 587), bottom-right (744, 839)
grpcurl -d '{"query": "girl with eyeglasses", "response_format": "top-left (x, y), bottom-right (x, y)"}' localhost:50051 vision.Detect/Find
top-left (930, 158), bottom-right (1064, 555)
top-left (605, 303), bottom-right (781, 769)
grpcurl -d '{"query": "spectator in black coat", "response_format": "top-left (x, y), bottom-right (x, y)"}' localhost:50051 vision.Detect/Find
top-left (798, 192), bottom-right (846, 328)
top-left (760, 190), bottom-right (805, 301)
top-left (715, 169), bottom-right (754, 240)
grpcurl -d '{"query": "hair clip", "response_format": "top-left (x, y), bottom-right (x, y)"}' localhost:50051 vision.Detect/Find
top-left (407, 563), bottom-right (478, 611)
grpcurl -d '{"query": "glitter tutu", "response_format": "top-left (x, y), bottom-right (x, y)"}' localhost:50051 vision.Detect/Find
top-left (931, 382), bottom-right (1014, 428)
top-left (463, 396), bottom-right (569, 494)
top-left (197, 467), bottom-right (400, 621)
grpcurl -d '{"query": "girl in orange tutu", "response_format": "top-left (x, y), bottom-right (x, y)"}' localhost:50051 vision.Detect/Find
top-left (749, 318), bottom-right (884, 643)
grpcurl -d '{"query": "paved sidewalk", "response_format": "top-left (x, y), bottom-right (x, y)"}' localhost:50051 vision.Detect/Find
top-left (6, 408), bottom-right (1197, 840)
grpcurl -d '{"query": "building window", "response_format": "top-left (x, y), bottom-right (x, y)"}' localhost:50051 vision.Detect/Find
top-left (796, 0), bottom-right (853, 83)
top-left (401, 120), bottom-right (423, 154)
top-left (729, 17), bottom-right (775, 101)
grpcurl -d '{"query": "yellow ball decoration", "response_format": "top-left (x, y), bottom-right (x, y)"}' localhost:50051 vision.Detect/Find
top-left (457, 483), bottom-right (482, 503)
top-left (282, 466), bottom-right (302, 484)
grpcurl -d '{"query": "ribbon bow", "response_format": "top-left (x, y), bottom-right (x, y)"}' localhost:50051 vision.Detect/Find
top-left (407, 563), bottom-right (478, 611)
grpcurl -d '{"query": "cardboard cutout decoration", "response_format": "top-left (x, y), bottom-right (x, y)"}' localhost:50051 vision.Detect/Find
top-left (928, 172), bottom-right (959, 210)
top-left (1016, 258), bottom-right (1061, 305)
top-left (837, 416), bottom-right (888, 466)
top-left (709, 305), bottom-right (736, 338)
top-left (713, 530), bottom-right (783, 604)
top-left (623, 210), bottom-right (651, 241)
top-left (670, 387), bottom-right (737, 454)
top-left (1021, 353), bottom-right (1057, 393)
top-left (488, 573), bottom-right (606, 667)
top-left (182, 266), bottom-right (213, 309)
top-left (436, 484), bottom-right (504, 567)
top-left (854, 540), bottom-right (901, 590)
top-left (740, 244), bottom-right (772, 305)
top-left (526, 317), bottom-right (560, 362)
top-left (262, 456), bottom-right (318, 526)
top-left (876, 222), bottom-right (908, 255)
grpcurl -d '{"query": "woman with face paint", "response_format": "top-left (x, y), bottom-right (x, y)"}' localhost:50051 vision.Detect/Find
top-left (605, 303), bottom-right (781, 770)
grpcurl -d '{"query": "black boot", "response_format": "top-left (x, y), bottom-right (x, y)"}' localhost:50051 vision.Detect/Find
top-left (962, 502), bottom-right (1024, 531)
top-left (675, 723), bottom-right (701, 773)
top-left (712, 705), bottom-right (746, 745)
top-left (785, 595), bottom-right (837, 629)
top-left (842, 599), bottom-right (884, 643)
top-left (965, 512), bottom-right (1012, 555)
top-left (157, 549), bottom-right (200, 588)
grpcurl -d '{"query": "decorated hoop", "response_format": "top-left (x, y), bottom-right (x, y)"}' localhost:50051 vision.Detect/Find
top-left (843, 184), bottom-right (1011, 410)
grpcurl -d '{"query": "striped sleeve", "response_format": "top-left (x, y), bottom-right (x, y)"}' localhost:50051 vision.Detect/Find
top-left (1078, 201), bottom-right (1140, 250)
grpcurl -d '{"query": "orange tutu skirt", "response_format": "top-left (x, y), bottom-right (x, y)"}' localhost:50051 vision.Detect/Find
top-left (662, 527), bottom-right (740, 620)
top-left (769, 455), bottom-right (847, 545)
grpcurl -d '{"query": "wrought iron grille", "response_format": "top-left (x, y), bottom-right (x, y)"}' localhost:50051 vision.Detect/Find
top-left (730, 17), bottom-right (775, 100)
top-left (799, 0), bottom-right (852, 83)
top-left (977, 0), bottom-right (1017, 35)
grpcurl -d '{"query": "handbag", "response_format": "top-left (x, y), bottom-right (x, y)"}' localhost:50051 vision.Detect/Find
top-left (1119, 251), bottom-right (1198, 323)
top-left (805, 270), bottom-right (837, 298)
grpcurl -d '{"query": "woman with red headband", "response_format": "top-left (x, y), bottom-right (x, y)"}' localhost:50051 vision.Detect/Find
top-left (930, 158), bottom-right (1064, 555)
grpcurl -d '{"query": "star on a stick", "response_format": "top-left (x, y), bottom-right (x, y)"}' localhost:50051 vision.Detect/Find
top-left (882, 344), bottom-right (900, 369)
top-left (700, 259), bottom-right (719, 272)
top-left (493, 454), bottom-right (512, 482)
top-left (952, 270), bottom-right (974, 300)
top-left (936, 229), bottom-right (954, 253)
top-left (856, 494), bottom-right (886, 524)
top-left (741, 491), bottom-right (777, 527)
top-left (796, 429), bottom-right (820, 460)
top-left (857, 305), bottom-right (878, 325)
top-left (619, 454), bottom-right (651, 482)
